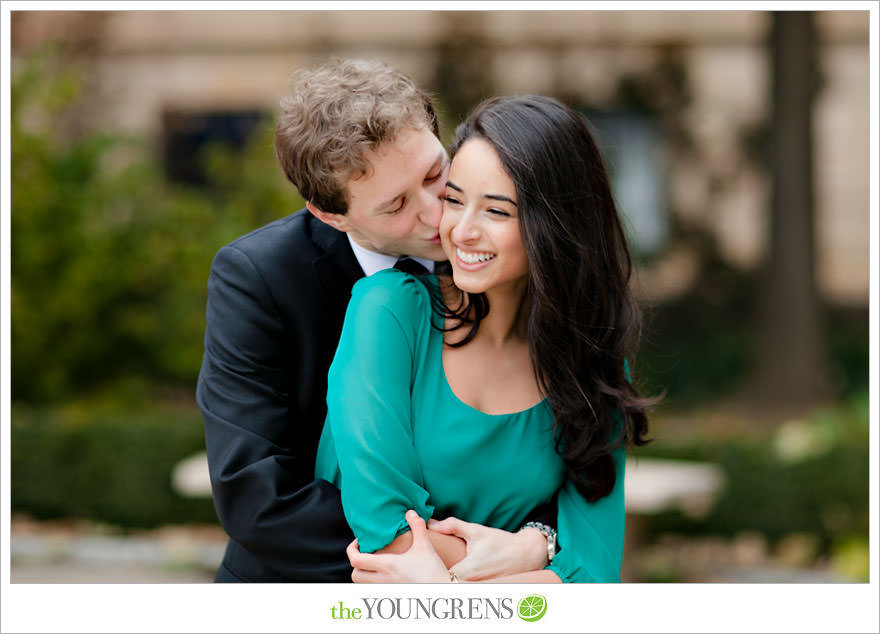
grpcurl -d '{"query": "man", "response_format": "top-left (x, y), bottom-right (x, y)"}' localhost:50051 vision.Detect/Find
top-left (196, 58), bottom-right (554, 582)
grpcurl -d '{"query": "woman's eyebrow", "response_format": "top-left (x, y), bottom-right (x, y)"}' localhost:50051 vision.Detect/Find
top-left (447, 181), bottom-right (516, 206)
top-left (485, 193), bottom-right (517, 206)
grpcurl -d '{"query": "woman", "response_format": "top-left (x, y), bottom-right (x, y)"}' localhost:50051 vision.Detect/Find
top-left (315, 95), bottom-right (653, 582)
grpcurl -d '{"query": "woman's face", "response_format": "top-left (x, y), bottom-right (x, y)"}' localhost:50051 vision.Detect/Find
top-left (440, 137), bottom-right (529, 296)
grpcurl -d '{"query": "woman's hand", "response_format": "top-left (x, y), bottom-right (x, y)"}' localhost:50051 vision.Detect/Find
top-left (347, 510), bottom-right (451, 583)
top-left (428, 516), bottom-right (549, 581)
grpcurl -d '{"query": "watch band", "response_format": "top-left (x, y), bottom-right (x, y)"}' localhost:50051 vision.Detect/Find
top-left (520, 521), bottom-right (557, 563)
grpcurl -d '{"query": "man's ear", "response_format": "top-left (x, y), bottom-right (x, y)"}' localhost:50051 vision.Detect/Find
top-left (307, 202), bottom-right (350, 233)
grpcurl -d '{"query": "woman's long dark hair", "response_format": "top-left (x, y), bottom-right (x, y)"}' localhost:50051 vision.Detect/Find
top-left (439, 95), bottom-right (656, 502)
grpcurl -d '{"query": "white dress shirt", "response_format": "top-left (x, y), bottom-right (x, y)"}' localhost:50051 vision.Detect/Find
top-left (347, 235), bottom-right (436, 277)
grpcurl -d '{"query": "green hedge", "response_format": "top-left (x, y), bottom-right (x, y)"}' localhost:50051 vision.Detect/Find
top-left (11, 404), bottom-right (219, 528)
top-left (633, 394), bottom-right (870, 550)
top-left (12, 394), bottom-right (868, 544)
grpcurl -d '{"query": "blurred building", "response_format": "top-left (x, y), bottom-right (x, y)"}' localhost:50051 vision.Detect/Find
top-left (10, 9), bottom-right (871, 306)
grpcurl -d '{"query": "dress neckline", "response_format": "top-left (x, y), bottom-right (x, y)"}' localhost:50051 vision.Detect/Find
top-left (422, 276), bottom-right (548, 418)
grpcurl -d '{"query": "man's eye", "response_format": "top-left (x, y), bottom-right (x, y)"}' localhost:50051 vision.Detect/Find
top-left (426, 171), bottom-right (442, 183)
top-left (388, 199), bottom-right (406, 213)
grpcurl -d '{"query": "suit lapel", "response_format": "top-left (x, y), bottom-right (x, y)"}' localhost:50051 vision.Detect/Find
top-left (309, 214), bottom-right (365, 323)
top-left (310, 215), bottom-right (362, 281)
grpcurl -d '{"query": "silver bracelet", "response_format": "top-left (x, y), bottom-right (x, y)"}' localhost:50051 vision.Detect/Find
top-left (520, 521), bottom-right (557, 563)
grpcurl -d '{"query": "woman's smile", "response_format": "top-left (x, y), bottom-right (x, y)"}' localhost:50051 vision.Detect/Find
top-left (455, 247), bottom-right (497, 267)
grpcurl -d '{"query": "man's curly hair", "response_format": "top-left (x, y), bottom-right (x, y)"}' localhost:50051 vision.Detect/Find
top-left (274, 58), bottom-right (439, 215)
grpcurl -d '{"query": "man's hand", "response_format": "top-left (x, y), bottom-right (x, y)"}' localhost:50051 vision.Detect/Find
top-left (428, 516), bottom-right (549, 581)
top-left (347, 510), bottom-right (451, 583)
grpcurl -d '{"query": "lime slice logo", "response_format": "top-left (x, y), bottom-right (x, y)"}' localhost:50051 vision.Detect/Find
top-left (517, 594), bottom-right (547, 622)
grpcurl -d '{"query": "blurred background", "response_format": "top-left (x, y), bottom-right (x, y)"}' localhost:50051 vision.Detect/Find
top-left (8, 9), bottom-right (871, 583)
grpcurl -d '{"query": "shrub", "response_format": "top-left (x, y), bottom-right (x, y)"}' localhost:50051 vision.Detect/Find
top-left (633, 394), bottom-right (870, 551)
top-left (11, 403), bottom-right (219, 528)
top-left (12, 45), bottom-right (302, 404)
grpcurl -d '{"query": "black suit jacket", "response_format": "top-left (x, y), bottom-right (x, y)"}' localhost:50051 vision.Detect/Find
top-left (197, 209), bottom-right (361, 582)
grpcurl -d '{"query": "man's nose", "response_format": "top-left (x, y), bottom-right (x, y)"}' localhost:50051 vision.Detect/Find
top-left (417, 188), bottom-right (443, 229)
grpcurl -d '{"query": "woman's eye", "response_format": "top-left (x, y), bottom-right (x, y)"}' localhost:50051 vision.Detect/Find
top-left (488, 208), bottom-right (511, 217)
top-left (443, 196), bottom-right (461, 205)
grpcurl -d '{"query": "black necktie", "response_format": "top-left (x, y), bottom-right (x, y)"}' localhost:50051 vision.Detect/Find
top-left (394, 257), bottom-right (429, 275)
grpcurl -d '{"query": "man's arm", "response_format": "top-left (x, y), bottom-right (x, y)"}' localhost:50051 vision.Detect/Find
top-left (373, 527), bottom-right (466, 566)
top-left (347, 511), bottom-right (562, 584)
top-left (197, 243), bottom-right (352, 581)
top-left (374, 523), bottom-right (547, 574)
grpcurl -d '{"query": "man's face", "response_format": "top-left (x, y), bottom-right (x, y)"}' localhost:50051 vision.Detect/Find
top-left (310, 126), bottom-right (449, 261)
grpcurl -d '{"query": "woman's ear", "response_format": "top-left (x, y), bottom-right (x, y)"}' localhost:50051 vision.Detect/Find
top-left (307, 202), bottom-right (350, 233)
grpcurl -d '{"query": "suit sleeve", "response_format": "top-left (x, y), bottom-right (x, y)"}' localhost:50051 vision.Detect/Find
top-left (319, 273), bottom-right (435, 553)
top-left (196, 244), bottom-right (352, 581)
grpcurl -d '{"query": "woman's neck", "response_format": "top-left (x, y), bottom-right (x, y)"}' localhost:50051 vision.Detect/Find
top-left (479, 282), bottom-right (527, 346)
top-left (439, 275), bottom-right (527, 348)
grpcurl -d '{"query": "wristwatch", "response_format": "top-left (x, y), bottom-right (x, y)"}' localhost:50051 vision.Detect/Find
top-left (521, 521), bottom-right (557, 563)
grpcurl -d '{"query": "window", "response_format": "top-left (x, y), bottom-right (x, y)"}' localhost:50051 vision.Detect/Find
top-left (583, 110), bottom-right (669, 257)
top-left (161, 109), bottom-right (265, 186)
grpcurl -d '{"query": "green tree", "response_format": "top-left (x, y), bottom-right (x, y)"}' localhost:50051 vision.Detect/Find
top-left (11, 46), bottom-right (302, 404)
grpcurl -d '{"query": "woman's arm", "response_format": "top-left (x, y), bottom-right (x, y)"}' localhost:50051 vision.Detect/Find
top-left (375, 529), bottom-right (467, 568)
top-left (428, 517), bottom-right (551, 580)
top-left (348, 511), bottom-right (454, 583)
top-left (474, 570), bottom-right (562, 583)
top-left (348, 511), bottom-right (561, 584)
top-left (370, 520), bottom-right (550, 577)
top-left (322, 274), bottom-right (437, 553)
top-left (544, 451), bottom-right (627, 583)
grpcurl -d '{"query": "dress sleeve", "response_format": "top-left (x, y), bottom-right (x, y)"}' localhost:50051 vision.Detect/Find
top-left (322, 271), bottom-right (435, 553)
top-left (546, 446), bottom-right (626, 583)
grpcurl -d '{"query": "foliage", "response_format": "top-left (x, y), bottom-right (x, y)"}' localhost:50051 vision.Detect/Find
top-left (11, 45), bottom-right (303, 404)
top-left (11, 401), bottom-right (218, 528)
top-left (633, 392), bottom-right (870, 551)
top-left (636, 255), bottom-right (755, 406)
top-left (636, 257), bottom-right (869, 408)
top-left (826, 306), bottom-right (871, 399)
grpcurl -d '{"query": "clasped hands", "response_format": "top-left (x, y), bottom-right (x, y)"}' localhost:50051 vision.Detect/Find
top-left (347, 510), bottom-right (550, 583)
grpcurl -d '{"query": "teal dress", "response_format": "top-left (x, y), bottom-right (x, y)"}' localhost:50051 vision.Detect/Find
top-left (315, 269), bottom-right (625, 582)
